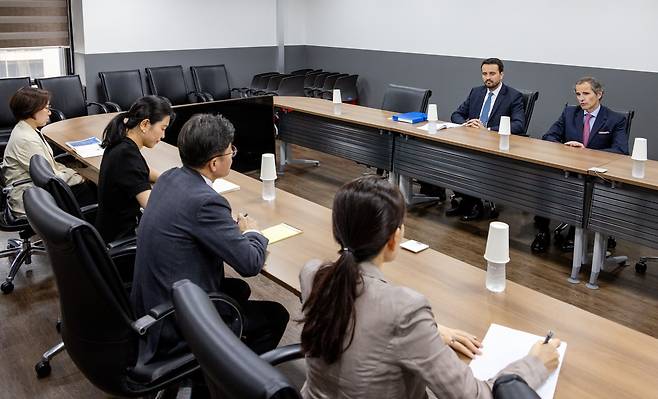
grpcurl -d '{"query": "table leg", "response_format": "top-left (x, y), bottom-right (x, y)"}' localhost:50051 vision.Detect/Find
top-left (586, 232), bottom-right (606, 289)
top-left (568, 226), bottom-right (584, 284)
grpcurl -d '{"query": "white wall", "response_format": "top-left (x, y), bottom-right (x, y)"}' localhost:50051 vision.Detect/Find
top-left (78, 0), bottom-right (277, 54)
top-left (301, 0), bottom-right (658, 73)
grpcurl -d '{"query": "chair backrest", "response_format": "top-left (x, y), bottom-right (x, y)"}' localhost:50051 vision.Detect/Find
top-left (23, 187), bottom-right (139, 395)
top-left (172, 280), bottom-right (301, 399)
top-left (99, 69), bottom-right (145, 111)
top-left (302, 71), bottom-right (323, 88)
top-left (35, 75), bottom-right (87, 118)
top-left (331, 74), bottom-right (359, 102)
top-left (517, 89), bottom-right (539, 135)
top-left (263, 74), bottom-right (286, 92)
top-left (381, 84), bottom-right (432, 113)
top-left (492, 374), bottom-right (541, 399)
top-left (29, 154), bottom-right (84, 219)
top-left (275, 75), bottom-right (306, 96)
top-left (309, 72), bottom-right (332, 89)
top-left (252, 72), bottom-right (280, 90)
top-left (290, 68), bottom-right (313, 75)
top-left (0, 76), bottom-right (31, 130)
top-left (319, 73), bottom-right (347, 92)
top-left (145, 65), bottom-right (189, 105)
top-left (191, 64), bottom-right (231, 101)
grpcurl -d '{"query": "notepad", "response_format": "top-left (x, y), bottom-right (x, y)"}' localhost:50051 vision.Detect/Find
top-left (212, 178), bottom-right (240, 194)
top-left (261, 223), bottom-right (302, 244)
top-left (65, 136), bottom-right (104, 158)
top-left (469, 324), bottom-right (567, 399)
top-left (400, 239), bottom-right (429, 253)
top-left (417, 122), bottom-right (462, 132)
top-left (392, 112), bottom-right (427, 124)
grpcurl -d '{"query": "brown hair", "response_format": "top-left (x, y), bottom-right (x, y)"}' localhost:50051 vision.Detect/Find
top-left (301, 175), bottom-right (406, 364)
top-left (9, 86), bottom-right (50, 121)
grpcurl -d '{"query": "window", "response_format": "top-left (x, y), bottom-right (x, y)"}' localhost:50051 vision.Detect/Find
top-left (0, 47), bottom-right (66, 78)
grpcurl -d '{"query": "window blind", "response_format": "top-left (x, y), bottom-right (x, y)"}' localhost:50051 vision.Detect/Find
top-left (0, 0), bottom-right (69, 48)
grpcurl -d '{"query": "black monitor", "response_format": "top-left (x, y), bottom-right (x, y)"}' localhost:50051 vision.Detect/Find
top-left (166, 96), bottom-right (275, 172)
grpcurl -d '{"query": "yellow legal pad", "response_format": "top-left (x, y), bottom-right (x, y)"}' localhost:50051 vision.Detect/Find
top-left (261, 223), bottom-right (303, 244)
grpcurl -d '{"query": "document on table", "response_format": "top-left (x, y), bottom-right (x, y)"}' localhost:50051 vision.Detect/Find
top-left (65, 136), bottom-right (104, 158)
top-left (261, 223), bottom-right (302, 244)
top-left (212, 178), bottom-right (240, 194)
top-left (469, 324), bottom-right (567, 399)
top-left (417, 122), bottom-right (461, 132)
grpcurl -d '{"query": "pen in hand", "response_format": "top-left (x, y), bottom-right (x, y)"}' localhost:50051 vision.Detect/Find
top-left (543, 330), bottom-right (554, 344)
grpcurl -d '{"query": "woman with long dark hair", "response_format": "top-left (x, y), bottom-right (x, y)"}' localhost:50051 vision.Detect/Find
top-left (300, 175), bottom-right (560, 398)
top-left (95, 95), bottom-right (173, 242)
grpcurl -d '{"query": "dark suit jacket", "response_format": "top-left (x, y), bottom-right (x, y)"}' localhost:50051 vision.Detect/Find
top-left (451, 84), bottom-right (526, 134)
top-left (542, 105), bottom-right (629, 154)
top-left (131, 166), bottom-right (268, 364)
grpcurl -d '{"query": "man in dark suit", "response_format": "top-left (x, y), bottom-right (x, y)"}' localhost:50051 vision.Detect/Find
top-left (449, 58), bottom-right (526, 220)
top-left (131, 113), bottom-right (289, 364)
top-left (532, 77), bottom-right (629, 253)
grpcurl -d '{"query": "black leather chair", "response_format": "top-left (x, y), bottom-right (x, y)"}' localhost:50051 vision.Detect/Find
top-left (22, 186), bottom-right (214, 393)
top-left (311, 73), bottom-right (347, 98)
top-left (492, 374), bottom-right (541, 399)
top-left (35, 75), bottom-right (108, 122)
top-left (262, 75), bottom-right (306, 96)
top-left (145, 65), bottom-right (207, 105)
top-left (98, 69), bottom-right (145, 111)
top-left (232, 72), bottom-right (279, 98)
top-left (173, 279), bottom-right (303, 399)
top-left (0, 178), bottom-right (46, 294)
top-left (320, 74), bottom-right (359, 103)
top-left (251, 74), bottom-right (290, 97)
top-left (304, 72), bottom-right (333, 97)
top-left (519, 90), bottom-right (539, 136)
top-left (190, 64), bottom-right (231, 101)
top-left (290, 68), bottom-right (314, 75)
top-left (0, 76), bottom-right (31, 157)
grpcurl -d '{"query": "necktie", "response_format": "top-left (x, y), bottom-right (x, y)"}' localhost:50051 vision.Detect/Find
top-left (480, 92), bottom-right (494, 127)
top-left (583, 113), bottom-right (592, 146)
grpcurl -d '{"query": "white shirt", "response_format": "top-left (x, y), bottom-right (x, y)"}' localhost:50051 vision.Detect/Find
top-left (479, 83), bottom-right (503, 122)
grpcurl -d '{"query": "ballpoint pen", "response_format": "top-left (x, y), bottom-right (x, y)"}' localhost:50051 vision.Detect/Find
top-left (543, 330), bottom-right (554, 344)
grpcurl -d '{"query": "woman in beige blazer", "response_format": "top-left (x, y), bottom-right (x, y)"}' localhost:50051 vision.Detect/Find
top-left (300, 175), bottom-right (560, 399)
top-left (2, 86), bottom-right (96, 215)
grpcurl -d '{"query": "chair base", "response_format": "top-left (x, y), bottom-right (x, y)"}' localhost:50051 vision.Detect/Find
top-left (278, 141), bottom-right (319, 174)
top-left (1, 238), bottom-right (47, 294)
top-left (35, 341), bottom-right (65, 378)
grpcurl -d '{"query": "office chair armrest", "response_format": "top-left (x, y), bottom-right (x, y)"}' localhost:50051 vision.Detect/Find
top-left (187, 91), bottom-right (209, 103)
top-left (49, 107), bottom-right (66, 122)
top-left (2, 177), bottom-right (32, 194)
top-left (132, 291), bottom-right (243, 335)
top-left (80, 203), bottom-right (99, 224)
top-left (86, 101), bottom-right (109, 114)
top-left (103, 101), bottom-right (122, 112)
top-left (106, 235), bottom-right (137, 250)
top-left (107, 243), bottom-right (136, 260)
top-left (263, 91), bottom-right (278, 96)
top-left (200, 91), bottom-right (214, 101)
top-left (260, 343), bottom-right (304, 366)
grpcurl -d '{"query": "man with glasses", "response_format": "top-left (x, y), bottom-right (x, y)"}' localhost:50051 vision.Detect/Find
top-left (131, 113), bottom-right (289, 366)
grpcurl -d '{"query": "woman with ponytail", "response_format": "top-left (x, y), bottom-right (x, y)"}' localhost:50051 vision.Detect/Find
top-left (95, 95), bottom-right (173, 242)
top-left (300, 175), bottom-right (560, 399)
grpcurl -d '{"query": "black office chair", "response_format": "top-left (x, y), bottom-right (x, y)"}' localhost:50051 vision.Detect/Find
top-left (251, 74), bottom-right (290, 96)
top-left (35, 75), bottom-right (109, 122)
top-left (304, 72), bottom-right (334, 97)
top-left (232, 72), bottom-right (280, 98)
top-left (290, 68), bottom-right (314, 75)
top-left (320, 74), bottom-right (359, 104)
top-left (519, 90), bottom-right (539, 136)
top-left (381, 83), bottom-right (431, 114)
top-left (145, 65), bottom-right (207, 105)
top-left (98, 69), bottom-right (145, 112)
top-left (173, 279), bottom-right (303, 399)
top-left (23, 187), bottom-right (238, 393)
top-left (311, 73), bottom-right (347, 98)
top-left (492, 374), bottom-right (541, 399)
top-left (262, 75), bottom-right (306, 96)
top-left (191, 64), bottom-right (231, 101)
top-left (0, 76), bottom-right (31, 157)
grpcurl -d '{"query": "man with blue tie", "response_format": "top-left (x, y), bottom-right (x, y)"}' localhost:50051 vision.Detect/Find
top-left (532, 77), bottom-right (629, 253)
top-left (448, 58), bottom-right (526, 220)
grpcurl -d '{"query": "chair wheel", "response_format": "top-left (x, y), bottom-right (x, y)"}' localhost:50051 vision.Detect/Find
top-left (1, 281), bottom-right (14, 294)
top-left (635, 262), bottom-right (647, 274)
top-left (35, 360), bottom-right (51, 378)
top-left (56, 320), bottom-right (62, 333)
top-left (607, 237), bottom-right (617, 249)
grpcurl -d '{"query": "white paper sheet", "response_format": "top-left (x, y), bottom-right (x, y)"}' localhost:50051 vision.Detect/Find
top-left (212, 179), bottom-right (240, 194)
top-left (417, 122), bottom-right (462, 132)
top-left (400, 239), bottom-right (429, 253)
top-left (469, 324), bottom-right (567, 399)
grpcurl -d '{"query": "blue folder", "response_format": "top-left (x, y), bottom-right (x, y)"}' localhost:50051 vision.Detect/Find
top-left (392, 112), bottom-right (427, 124)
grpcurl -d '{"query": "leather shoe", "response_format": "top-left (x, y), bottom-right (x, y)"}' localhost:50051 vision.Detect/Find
top-left (531, 231), bottom-right (550, 253)
top-left (460, 203), bottom-right (483, 221)
top-left (446, 197), bottom-right (464, 217)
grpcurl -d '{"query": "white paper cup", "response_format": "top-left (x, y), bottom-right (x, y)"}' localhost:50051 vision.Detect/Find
top-left (332, 89), bottom-right (342, 104)
top-left (632, 159), bottom-right (646, 178)
top-left (499, 133), bottom-right (510, 151)
top-left (498, 116), bottom-right (511, 135)
top-left (484, 221), bottom-right (510, 263)
top-left (260, 153), bottom-right (277, 181)
top-left (262, 179), bottom-right (276, 201)
top-left (632, 138), bottom-right (647, 161)
top-left (427, 104), bottom-right (438, 122)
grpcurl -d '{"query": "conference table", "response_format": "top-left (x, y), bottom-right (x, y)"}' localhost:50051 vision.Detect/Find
top-left (274, 96), bottom-right (658, 288)
top-left (43, 112), bottom-right (658, 398)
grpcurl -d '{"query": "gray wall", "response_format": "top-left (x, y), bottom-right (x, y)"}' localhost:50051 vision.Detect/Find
top-left (75, 46), bottom-right (279, 103)
top-left (290, 45), bottom-right (658, 160)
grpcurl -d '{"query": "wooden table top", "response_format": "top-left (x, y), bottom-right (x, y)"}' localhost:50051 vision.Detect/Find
top-left (593, 157), bottom-right (658, 190)
top-left (43, 113), bottom-right (658, 398)
top-left (274, 96), bottom-right (626, 174)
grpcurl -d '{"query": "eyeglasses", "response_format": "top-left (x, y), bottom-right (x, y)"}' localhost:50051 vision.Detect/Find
top-left (206, 145), bottom-right (238, 163)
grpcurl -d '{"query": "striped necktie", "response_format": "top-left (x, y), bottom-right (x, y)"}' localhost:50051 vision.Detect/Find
top-left (583, 113), bottom-right (592, 146)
